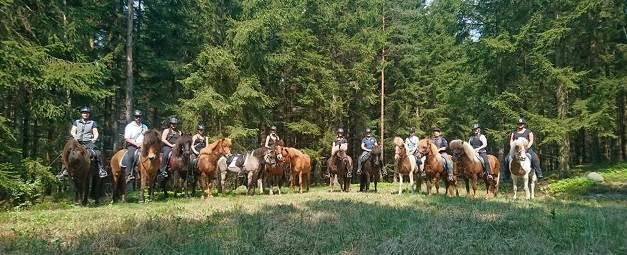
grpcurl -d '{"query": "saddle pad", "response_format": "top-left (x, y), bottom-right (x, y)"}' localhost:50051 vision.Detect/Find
top-left (228, 154), bottom-right (246, 168)
top-left (119, 149), bottom-right (140, 167)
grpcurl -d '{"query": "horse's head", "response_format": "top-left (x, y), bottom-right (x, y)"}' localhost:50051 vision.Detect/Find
top-left (393, 137), bottom-right (406, 161)
top-left (370, 145), bottom-right (382, 165)
top-left (142, 129), bottom-right (162, 160)
top-left (417, 139), bottom-right (435, 158)
top-left (273, 145), bottom-right (290, 162)
top-left (449, 140), bottom-right (465, 161)
top-left (215, 138), bottom-right (232, 156)
top-left (174, 135), bottom-right (192, 159)
top-left (264, 149), bottom-right (278, 165)
top-left (511, 138), bottom-right (529, 162)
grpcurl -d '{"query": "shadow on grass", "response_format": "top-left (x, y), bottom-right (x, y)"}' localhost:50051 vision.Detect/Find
top-left (2, 194), bottom-right (626, 255)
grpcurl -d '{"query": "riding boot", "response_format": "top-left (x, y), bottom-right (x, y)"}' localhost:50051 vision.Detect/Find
top-left (532, 155), bottom-right (543, 179)
top-left (483, 161), bottom-right (493, 181)
top-left (159, 165), bottom-right (169, 178)
top-left (124, 167), bottom-right (135, 183)
top-left (96, 159), bottom-right (108, 178)
top-left (356, 159), bottom-right (362, 175)
top-left (56, 166), bottom-right (69, 180)
top-left (445, 158), bottom-right (454, 181)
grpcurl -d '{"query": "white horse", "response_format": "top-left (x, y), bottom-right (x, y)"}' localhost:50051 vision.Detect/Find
top-left (509, 138), bottom-right (536, 199)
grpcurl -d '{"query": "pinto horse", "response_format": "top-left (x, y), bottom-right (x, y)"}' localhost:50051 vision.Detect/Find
top-left (168, 135), bottom-right (193, 198)
top-left (359, 145), bottom-right (382, 192)
top-left (196, 138), bottom-right (232, 198)
top-left (327, 150), bottom-right (353, 192)
top-left (509, 138), bottom-right (535, 199)
top-left (394, 137), bottom-right (417, 194)
top-left (417, 139), bottom-right (449, 195)
top-left (274, 146), bottom-right (311, 193)
top-left (217, 147), bottom-right (266, 195)
top-left (264, 149), bottom-right (286, 195)
top-left (62, 138), bottom-right (99, 205)
top-left (449, 140), bottom-right (500, 198)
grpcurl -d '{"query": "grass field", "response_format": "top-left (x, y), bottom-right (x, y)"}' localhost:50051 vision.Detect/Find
top-left (1, 164), bottom-right (626, 254)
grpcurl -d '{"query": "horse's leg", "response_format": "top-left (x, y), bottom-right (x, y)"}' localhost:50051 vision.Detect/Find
top-left (220, 169), bottom-right (227, 194)
top-left (530, 174), bottom-right (536, 199)
top-left (464, 175), bottom-right (470, 195)
top-left (328, 173), bottom-right (333, 192)
top-left (298, 172), bottom-right (303, 193)
top-left (471, 174), bottom-right (478, 197)
top-left (512, 176), bottom-right (518, 199)
top-left (257, 172), bottom-right (264, 195)
top-left (523, 174), bottom-right (530, 200)
top-left (247, 171), bottom-right (254, 195)
top-left (435, 174), bottom-right (441, 195)
top-left (409, 171), bottom-right (415, 194)
top-left (278, 174), bottom-right (283, 195)
top-left (398, 174), bottom-right (403, 195)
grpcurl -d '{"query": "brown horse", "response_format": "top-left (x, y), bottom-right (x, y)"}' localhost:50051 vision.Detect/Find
top-left (169, 135), bottom-right (193, 198)
top-left (274, 146), bottom-right (311, 193)
top-left (264, 149), bottom-right (286, 195)
top-left (327, 150), bottom-right (352, 192)
top-left (416, 139), bottom-right (449, 195)
top-left (393, 137), bottom-right (417, 194)
top-left (110, 129), bottom-right (161, 203)
top-left (449, 140), bottom-right (500, 198)
top-left (359, 145), bottom-right (382, 192)
top-left (62, 138), bottom-right (96, 205)
top-left (196, 138), bottom-right (232, 198)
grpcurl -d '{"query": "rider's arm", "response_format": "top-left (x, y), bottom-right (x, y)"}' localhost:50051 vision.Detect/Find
top-left (191, 134), bottom-right (200, 154)
top-left (161, 129), bottom-right (174, 147)
top-left (124, 124), bottom-right (140, 147)
top-left (476, 135), bottom-right (487, 152)
top-left (440, 139), bottom-right (448, 152)
top-left (527, 132), bottom-right (534, 149)
top-left (70, 125), bottom-right (78, 140)
top-left (361, 141), bottom-right (369, 152)
top-left (264, 136), bottom-right (271, 148)
top-left (509, 133), bottom-right (515, 146)
top-left (92, 128), bottom-right (99, 142)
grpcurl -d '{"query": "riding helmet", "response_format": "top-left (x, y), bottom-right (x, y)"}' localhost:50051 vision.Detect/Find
top-left (133, 110), bottom-right (143, 117)
top-left (80, 106), bottom-right (91, 113)
top-left (169, 117), bottom-right (178, 124)
top-left (197, 124), bottom-right (205, 130)
top-left (337, 128), bottom-right (344, 134)
top-left (472, 123), bottom-right (481, 130)
top-left (432, 127), bottom-right (441, 132)
top-left (271, 125), bottom-right (277, 131)
top-left (410, 127), bottom-right (416, 133)
top-left (365, 128), bottom-right (371, 133)
top-left (517, 118), bottom-right (527, 124)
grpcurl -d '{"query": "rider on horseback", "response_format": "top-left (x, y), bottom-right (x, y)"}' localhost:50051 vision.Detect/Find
top-left (468, 124), bottom-right (493, 180)
top-left (510, 118), bottom-right (543, 179)
top-left (191, 124), bottom-right (207, 169)
top-left (356, 128), bottom-right (378, 175)
top-left (432, 127), bottom-right (454, 181)
top-left (58, 106), bottom-right (107, 179)
top-left (159, 117), bottom-right (182, 178)
top-left (122, 110), bottom-right (148, 182)
top-left (405, 127), bottom-right (423, 176)
top-left (265, 125), bottom-right (280, 149)
top-left (331, 128), bottom-right (351, 178)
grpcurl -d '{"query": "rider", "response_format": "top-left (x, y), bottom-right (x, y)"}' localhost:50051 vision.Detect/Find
top-left (59, 106), bottom-right (108, 179)
top-left (356, 128), bottom-right (378, 175)
top-left (264, 125), bottom-right (280, 149)
top-left (191, 124), bottom-right (207, 169)
top-left (405, 127), bottom-right (423, 176)
top-left (122, 110), bottom-right (148, 182)
top-left (468, 124), bottom-right (492, 180)
top-left (331, 128), bottom-right (351, 178)
top-left (432, 127), bottom-right (453, 181)
top-left (510, 118), bottom-right (543, 179)
top-left (159, 117), bottom-right (182, 178)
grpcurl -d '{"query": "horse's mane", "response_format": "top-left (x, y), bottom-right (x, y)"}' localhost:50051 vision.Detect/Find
top-left (393, 137), bottom-right (404, 147)
top-left (286, 147), bottom-right (305, 158)
top-left (252, 147), bottom-right (267, 158)
top-left (62, 138), bottom-right (87, 166)
top-left (142, 129), bottom-right (162, 157)
top-left (461, 141), bottom-right (479, 163)
top-left (509, 138), bottom-right (529, 157)
top-left (200, 138), bottom-right (232, 156)
top-left (371, 145), bottom-right (382, 155)
top-left (172, 135), bottom-right (192, 157)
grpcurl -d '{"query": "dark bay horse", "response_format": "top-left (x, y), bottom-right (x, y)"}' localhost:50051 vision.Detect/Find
top-left (196, 138), bottom-right (232, 198)
top-left (136, 130), bottom-right (162, 202)
top-left (274, 146), bottom-right (311, 193)
top-left (449, 140), bottom-right (500, 198)
top-left (264, 149), bottom-right (286, 195)
top-left (327, 150), bottom-right (352, 192)
top-left (168, 135), bottom-right (193, 198)
top-left (359, 145), bottom-right (382, 192)
top-left (62, 138), bottom-right (100, 205)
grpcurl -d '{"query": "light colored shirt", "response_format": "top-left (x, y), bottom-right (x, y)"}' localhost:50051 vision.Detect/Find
top-left (124, 121), bottom-right (148, 145)
top-left (405, 135), bottom-right (418, 155)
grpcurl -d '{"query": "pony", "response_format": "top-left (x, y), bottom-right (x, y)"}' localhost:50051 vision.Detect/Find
top-left (196, 138), bottom-right (232, 198)
top-left (449, 140), bottom-right (500, 198)
top-left (217, 147), bottom-right (267, 195)
top-left (168, 135), bottom-right (193, 198)
top-left (327, 149), bottom-right (353, 192)
top-left (393, 137), bottom-right (417, 194)
top-left (509, 137), bottom-right (535, 199)
top-left (359, 145), bottom-right (382, 192)
top-left (264, 149), bottom-right (286, 195)
top-left (62, 138), bottom-right (100, 205)
top-left (416, 138), bottom-right (448, 195)
top-left (274, 146), bottom-right (311, 193)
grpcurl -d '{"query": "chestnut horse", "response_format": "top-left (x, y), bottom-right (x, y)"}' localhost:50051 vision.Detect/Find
top-left (196, 138), bottom-right (232, 198)
top-left (449, 140), bottom-right (500, 198)
top-left (509, 138), bottom-right (535, 199)
top-left (110, 129), bottom-right (161, 203)
top-left (264, 149), bottom-right (286, 195)
top-left (169, 135), bottom-right (193, 198)
top-left (416, 138), bottom-right (449, 195)
top-left (327, 149), bottom-right (352, 192)
top-left (359, 145), bottom-right (382, 192)
top-left (274, 146), bottom-right (311, 193)
top-left (393, 137), bottom-right (417, 194)
top-left (62, 138), bottom-right (98, 205)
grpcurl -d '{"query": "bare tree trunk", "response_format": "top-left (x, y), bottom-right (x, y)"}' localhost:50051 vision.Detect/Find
top-left (618, 88), bottom-right (626, 161)
top-left (380, 1), bottom-right (385, 164)
top-left (125, 0), bottom-right (134, 122)
top-left (556, 83), bottom-right (570, 176)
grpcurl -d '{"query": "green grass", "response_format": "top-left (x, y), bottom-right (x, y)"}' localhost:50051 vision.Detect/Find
top-left (0, 182), bottom-right (625, 255)
top-left (547, 161), bottom-right (627, 198)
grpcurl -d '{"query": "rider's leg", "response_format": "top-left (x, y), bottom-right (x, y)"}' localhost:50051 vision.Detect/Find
top-left (159, 146), bottom-right (171, 178)
top-left (441, 153), bottom-right (453, 180)
top-left (357, 151), bottom-right (368, 174)
top-left (480, 152), bottom-right (492, 180)
top-left (93, 149), bottom-right (108, 178)
top-left (528, 149), bottom-right (543, 179)
top-left (126, 145), bottom-right (138, 180)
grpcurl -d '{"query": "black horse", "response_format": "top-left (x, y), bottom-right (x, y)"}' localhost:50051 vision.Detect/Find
top-left (359, 145), bottom-right (382, 192)
top-left (167, 135), bottom-right (194, 198)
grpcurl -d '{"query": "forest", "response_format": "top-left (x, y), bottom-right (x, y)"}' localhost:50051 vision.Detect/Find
top-left (0, 0), bottom-right (625, 206)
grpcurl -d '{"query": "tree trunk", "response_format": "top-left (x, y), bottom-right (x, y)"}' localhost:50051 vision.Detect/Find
top-left (556, 83), bottom-right (570, 176)
top-left (618, 87), bottom-right (626, 161)
top-left (125, 0), bottom-right (134, 122)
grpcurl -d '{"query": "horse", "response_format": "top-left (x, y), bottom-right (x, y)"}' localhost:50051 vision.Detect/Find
top-left (196, 138), bottom-right (232, 198)
top-left (416, 139), bottom-right (449, 195)
top-left (168, 135), bottom-right (193, 198)
top-left (274, 145), bottom-right (311, 193)
top-left (449, 140), bottom-right (500, 198)
top-left (359, 145), bottom-right (382, 192)
top-left (327, 149), bottom-right (353, 192)
top-left (393, 137), bottom-right (417, 194)
top-left (509, 138), bottom-right (535, 199)
top-left (264, 149), bottom-right (286, 195)
top-left (217, 147), bottom-right (267, 195)
top-left (62, 138), bottom-right (100, 205)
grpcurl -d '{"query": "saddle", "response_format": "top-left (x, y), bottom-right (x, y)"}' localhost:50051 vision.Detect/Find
top-left (226, 154), bottom-right (246, 168)
top-left (120, 149), bottom-right (140, 168)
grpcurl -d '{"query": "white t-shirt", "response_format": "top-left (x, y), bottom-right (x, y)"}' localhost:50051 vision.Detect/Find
top-left (124, 121), bottom-right (148, 145)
